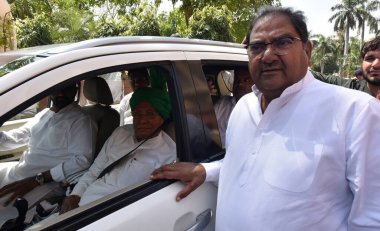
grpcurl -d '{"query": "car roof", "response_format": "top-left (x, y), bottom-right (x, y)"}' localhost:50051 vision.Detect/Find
top-left (44, 36), bottom-right (243, 56)
top-left (0, 36), bottom-right (247, 94)
top-left (0, 43), bottom-right (69, 65)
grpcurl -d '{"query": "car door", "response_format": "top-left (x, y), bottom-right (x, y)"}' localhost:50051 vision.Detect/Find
top-left (0, 47), bottom-right (219, 231)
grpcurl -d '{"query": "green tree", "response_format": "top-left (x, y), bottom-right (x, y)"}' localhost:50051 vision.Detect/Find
top-left (329, 0), bottom-right (362, 66)
top-left (187, 5), bottom-right (234, 42)
top-left (311, 34), bottom-right (336, 74)
top-left (357, 0), bottom-right (380, 48)
top-left (158, 8), bottom-right (187, 37)
top-left (15, 13), bottom-right (52, 47)
top-left (125, 1), bottom-right (161, 36)
top-left (345, 36), bottom-right (361, 76)
top-left (170, 0), bottom-right (280, 42)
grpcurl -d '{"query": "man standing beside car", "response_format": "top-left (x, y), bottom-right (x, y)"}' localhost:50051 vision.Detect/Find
top-left (0, 84), bottom-right (97, 212)
top-left (152, 6), bottom-right (380, 230)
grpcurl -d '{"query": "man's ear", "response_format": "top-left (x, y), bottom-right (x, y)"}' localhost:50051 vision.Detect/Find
top-left (304, 40), bottom-right (312, 58)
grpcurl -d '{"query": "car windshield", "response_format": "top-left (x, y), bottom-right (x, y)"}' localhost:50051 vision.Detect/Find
top-left (0, 56), bottom-right (37, 77)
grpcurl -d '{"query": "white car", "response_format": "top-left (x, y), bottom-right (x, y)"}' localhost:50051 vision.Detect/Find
top-left (0, 36), bottom-right (248, 230)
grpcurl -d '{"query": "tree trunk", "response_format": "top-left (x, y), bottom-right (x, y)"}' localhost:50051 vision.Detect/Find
top-left (343, 24), bottom-right (350, 69)
top-left (360, 21), bottom-right (365, 49)
top-left (321, 63), bottom-right (325, 74)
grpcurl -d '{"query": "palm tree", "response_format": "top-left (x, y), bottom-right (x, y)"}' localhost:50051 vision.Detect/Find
top-left (329, 0), bottom-right (362, 66)
top-left (311, 34), bottom-right (336, 74)
top-left (357, 0), bottom-right (380, 48)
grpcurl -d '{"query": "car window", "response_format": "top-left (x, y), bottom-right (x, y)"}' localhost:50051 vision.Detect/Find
top-left (201, 62), bottom-right (249, 148)
top-left (0, 62), bottom-right (181, 229)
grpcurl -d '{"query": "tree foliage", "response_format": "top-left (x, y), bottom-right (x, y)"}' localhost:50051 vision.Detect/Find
top-left (15, 13), bottom-right (52, 48)
top-left (188, 5), bottom-right (234, 42)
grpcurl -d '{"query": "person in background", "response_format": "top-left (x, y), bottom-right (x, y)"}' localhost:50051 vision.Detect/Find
top-left (313, 36), bottom-right (380, 99)
top-left (214, 68), bottom-right (253, 147)
top-left (151, 6), bottom-right (380, 230)
top-left (354, 69), bottom-right (364, 80)
top-left (118, 68), bottom-right (150, 125)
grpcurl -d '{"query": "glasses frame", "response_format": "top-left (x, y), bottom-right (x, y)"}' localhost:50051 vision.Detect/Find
top-left (245, 36), bottom-right (302, 57)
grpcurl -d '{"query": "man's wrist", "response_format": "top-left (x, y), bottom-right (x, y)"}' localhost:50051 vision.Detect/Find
top-left (35, 172), bottom-right (45, 185)
top-left (35, 171), bottom-right (53, 185)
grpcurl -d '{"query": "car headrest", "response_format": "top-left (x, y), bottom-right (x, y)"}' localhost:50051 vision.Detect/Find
top-left (83, 77), bottom-right (114, 105)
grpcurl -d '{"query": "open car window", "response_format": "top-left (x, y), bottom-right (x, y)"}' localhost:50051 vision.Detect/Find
top-left (0, 62), bottom-right (179, 229)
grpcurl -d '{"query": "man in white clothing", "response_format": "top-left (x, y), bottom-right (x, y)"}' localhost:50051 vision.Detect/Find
top-left (152, 6), bottom-right (380, 230)
top-left (0, 84), bottom-right (97, 225)
top-left (60, 87), bottom-right (176, 213)
top-left (214, 68), bottom-right (253, 146)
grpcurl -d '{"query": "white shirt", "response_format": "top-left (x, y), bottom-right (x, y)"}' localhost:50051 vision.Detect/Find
top-left (118, 92), bottom-right (133, 125)
top-left (0, 103), bottom-right (97, 186)
top-left (72, 125), bottom-right (176, 206)
top-left (207, 71), bottom-right (380, 230)
top-left (214, 96), bottom-right (236, 147)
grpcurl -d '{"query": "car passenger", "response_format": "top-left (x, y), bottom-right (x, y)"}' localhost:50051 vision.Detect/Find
top-left (118, 68), bottom-right (150, 125)
top-left (214, 68), bottom-right (253, 147)
top-left (0, 84), bottom-right (97, 224)
top-left (60, 87), bottom-right (176, 213)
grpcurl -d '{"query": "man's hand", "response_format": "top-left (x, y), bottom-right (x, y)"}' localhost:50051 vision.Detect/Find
top-left (60, 195), bottom-right (81, 214)
top-left (0, 177), bottom-right (39, 206)
top-left (150, 162), bottom-right (206, 201)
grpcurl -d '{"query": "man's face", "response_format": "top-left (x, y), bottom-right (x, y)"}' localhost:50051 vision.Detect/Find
top-left (362, 49), bottom-right (380, 85)
top-left (130, 73), bottom-right (150, 90)
top-left (233, 69), bottom-right (254, 101)
top-left (247, 14), bottom-right (312, 100)
top-left (51, 86), bottom-right (77, 111)
top-left (133, 101), bottom-right (164, 141)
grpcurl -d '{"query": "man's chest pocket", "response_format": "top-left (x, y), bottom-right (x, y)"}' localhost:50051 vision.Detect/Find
top-left (263, 138), bottom-right (323, 193)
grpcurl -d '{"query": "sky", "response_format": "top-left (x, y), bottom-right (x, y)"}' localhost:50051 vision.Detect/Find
top-left (158, 0), bottom-right (379, 39)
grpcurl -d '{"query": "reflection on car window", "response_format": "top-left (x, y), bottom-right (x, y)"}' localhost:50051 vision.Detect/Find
top-left (0, 56), bottom-right (36, 77)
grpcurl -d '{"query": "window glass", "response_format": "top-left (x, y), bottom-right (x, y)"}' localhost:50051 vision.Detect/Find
top-left (0, 63), bottom-right (177, 229)
top-left (202, 64), bottom-right (251, 148)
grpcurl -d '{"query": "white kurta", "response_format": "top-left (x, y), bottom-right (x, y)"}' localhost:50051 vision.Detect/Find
top-left (214, 96), bottom-right (236, 147)
top-left (0, 103), bottom-right (97, 186)
top-left (118, 92), bottom-right (133, 125)
top-left (211, 71), bottom-right (380, 230)
top-left (72, 125), bottom-right (176, 206)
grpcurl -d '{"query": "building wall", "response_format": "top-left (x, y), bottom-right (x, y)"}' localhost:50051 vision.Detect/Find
top-left (0, 0), bottom-right (16, 52)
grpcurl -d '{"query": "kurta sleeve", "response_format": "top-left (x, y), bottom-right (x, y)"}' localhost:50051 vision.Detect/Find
top-left (50, 114), bottom-right (97, 183)
top-left (0, 109), bottom-right (47, 151)
top-left (346, 98), bottom-right (380, 230)
top-left (201, 159), bottom-right (222, 184)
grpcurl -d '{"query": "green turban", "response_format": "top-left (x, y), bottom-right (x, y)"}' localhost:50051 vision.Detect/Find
top-left (130, 87), bottom-right (172, 120)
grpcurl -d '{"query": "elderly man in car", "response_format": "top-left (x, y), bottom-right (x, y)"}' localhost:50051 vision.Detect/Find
top-left (59, 87), bottom-right (176, 213)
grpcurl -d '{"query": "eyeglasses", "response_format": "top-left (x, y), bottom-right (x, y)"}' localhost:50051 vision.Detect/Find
top-left (245, 36), bottom-right (302, 57)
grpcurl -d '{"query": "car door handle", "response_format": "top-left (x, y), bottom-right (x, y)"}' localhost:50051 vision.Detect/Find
top-left (186, 209), bottom-right (213, 231)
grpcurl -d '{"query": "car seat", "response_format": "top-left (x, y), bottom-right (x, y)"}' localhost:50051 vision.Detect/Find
top-left (82, 77), bottom-right (120, 157)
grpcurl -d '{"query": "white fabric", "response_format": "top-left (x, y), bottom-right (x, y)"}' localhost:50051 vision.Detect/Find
top-left (71, 125), bottom-right (176, 206)
top-left (118, 92), bottom-right (133, 125)
top-left (0, 103), bottom-right (97, 186)
top-left (213, 96), bottom-right (236, 147)
top-left (210, 71), bottom-right (380, 230)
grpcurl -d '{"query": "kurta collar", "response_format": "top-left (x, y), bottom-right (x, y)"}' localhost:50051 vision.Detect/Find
top-left (52, 102), bottom-right (77, 114)
top-left (251, 70), bottom-right (314, 106)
